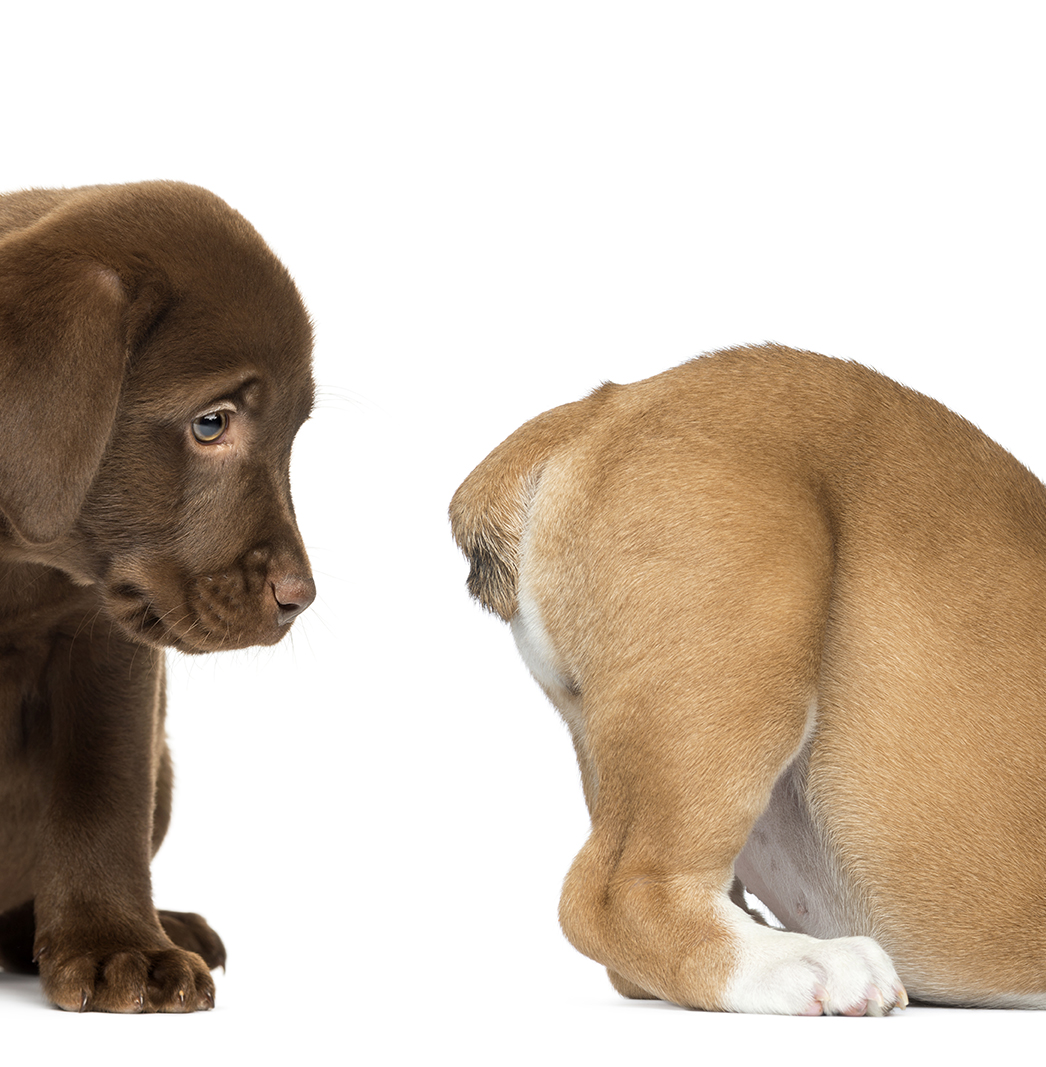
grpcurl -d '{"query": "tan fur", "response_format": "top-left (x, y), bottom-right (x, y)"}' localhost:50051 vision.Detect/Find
top-left (451, 344), bottom-right (1046, 1014)
top-left (0, 182), bottom-right (315, 1013)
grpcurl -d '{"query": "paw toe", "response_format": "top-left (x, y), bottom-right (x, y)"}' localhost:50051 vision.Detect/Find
top-left (146, 947), bottom-right (215, 1012)
top-left (42, 945), bottom-right (216, 1014)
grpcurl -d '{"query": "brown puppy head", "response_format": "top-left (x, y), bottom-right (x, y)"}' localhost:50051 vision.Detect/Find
top-left (0, 181), bottom-right (316, 653)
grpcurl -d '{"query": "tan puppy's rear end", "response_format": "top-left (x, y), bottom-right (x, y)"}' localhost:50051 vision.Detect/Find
top-left (450, 345), bottom-right (1046, 1015)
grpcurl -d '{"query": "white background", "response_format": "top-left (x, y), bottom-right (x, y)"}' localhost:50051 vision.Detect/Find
top-left (2, 1), bottom-right (1045, 1062)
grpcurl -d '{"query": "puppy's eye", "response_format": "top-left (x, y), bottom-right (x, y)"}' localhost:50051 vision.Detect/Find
top-left (191, 411), bottom-right (229, 443)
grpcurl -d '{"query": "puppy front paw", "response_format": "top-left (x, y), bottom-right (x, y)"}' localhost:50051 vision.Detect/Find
top-left (722, 921), bottom-right (906, 1016)
top-left (37, 942), bottom-right (216, 1013)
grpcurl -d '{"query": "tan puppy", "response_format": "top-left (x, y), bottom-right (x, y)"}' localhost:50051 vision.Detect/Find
top-left (450, 344), bottom-right (1046, 1015)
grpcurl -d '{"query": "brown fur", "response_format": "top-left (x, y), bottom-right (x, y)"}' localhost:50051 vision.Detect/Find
top-left (0, 182), bottom-right (315, 1012)
top-left (451, 345), bottom-right (1046, 1013)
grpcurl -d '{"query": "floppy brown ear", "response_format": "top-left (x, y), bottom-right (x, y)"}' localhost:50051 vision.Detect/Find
top-left (0, 237), bottom-right (133, 545)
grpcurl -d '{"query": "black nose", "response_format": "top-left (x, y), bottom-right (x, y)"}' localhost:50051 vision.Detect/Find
top-left (272, 575), bottom-right (316, 626)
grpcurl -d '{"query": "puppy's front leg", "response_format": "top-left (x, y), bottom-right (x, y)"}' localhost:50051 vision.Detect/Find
top-left (32, 634), bottom-right (214, 1013)
top-left (540, 515), bottom-right (905, 1015)
top-left (559, 678), bottom-right (903, 1015)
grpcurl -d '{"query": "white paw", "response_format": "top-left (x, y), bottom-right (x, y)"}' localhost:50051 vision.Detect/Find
top-left (721, 910), bottom-right (907, 1016)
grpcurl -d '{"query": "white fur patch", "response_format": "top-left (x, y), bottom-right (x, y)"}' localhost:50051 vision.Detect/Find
top-left (719, 897), bottom-right (906, 1015)
top-left (510, 584), bottom-right (564, 693)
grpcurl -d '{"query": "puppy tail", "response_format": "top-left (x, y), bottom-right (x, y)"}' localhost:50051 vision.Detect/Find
top-left (449, 386), bottom-right (613, 621)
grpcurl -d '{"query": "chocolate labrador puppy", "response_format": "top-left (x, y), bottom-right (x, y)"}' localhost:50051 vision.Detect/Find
top-left (0, 182), bottom-right (315, 1012)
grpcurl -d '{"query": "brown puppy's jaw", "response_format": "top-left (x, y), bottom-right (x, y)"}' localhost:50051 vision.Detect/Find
top-left (104, 552), bottom-right (315, 653)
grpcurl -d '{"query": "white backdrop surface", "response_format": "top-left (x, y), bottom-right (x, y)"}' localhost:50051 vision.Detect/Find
top-left (2, 2), bottom-right (1044, 1062)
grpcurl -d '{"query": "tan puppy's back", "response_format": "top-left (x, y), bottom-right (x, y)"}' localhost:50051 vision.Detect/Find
top-left (452, 344), bottom-right (1046, 1011)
